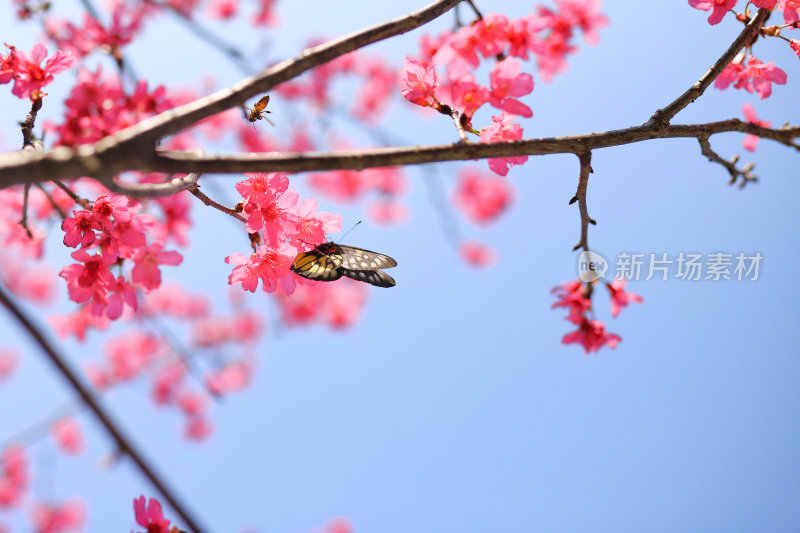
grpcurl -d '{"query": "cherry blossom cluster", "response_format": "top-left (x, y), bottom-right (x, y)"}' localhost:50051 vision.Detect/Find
top-left (59, 194), bottom-right (183, 320)
top-left (401, 1), bottom-right (608, 175)
top-left (45, 2), bottom-right (145, 60)
top-left (450, 168), bottom-right (514, 268)
top-left (276, 45), bottom-right (396, 124)
top-left (0, 441), bottom-right (85, 532)
top-left (0, 441), bottom-right (85, 533)
top-left (551, 278), bottom-right (642, 353)
top-left (0, 42), bottom-right (73, 101)
top-left (308, 166), bottom-right (410, 226)
top-left (225, 172), bottom-right (340, 294)
top-left (69, 282), bottom-right (259, 442)
top-left (689, 2), bottom-right (798, 153)
top-left (49, 67), bottom-right (171, 147)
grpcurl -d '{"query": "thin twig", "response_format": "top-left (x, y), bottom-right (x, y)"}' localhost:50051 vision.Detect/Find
top-left (697, 135), bottom-right (757, 187)
top-left (646, 8), bottom-right (771, 127)
top-left (102, 173), bottom-right (200, 199)
top-left (19, 183), bottom-right (33, 239)
top-left (0, 284), bottom-right (208, 533)
top-left (189, 185), bottom-right (246, 222)
top-left (569, 151), bottom-right (595, 252)
top-left (464, 0), bottom-right (483, 20)
top-left (34, 183), bottom-right (67, 219)
top-left (51, 179), bottom-right (90, 209)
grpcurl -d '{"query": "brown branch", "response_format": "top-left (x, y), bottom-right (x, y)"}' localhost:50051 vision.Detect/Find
top-left (1, 119), bottom-right (797, 188)
top-left (21, 97), bottom-right (43, 149)
top-left (189, 185), bottom-right (246, 222)
top-left (0, 284), bottom-right (208, 533)
top-left (646, 8), bottom-right (771, 127)
top-left (570, 151), bottom-right (596, 252)
top-left (102, 173), bottom-right (200, 198)
top-left (107, 0), bottom-right (461, 145)
top-left (697, 135), bottom-right (757, 187)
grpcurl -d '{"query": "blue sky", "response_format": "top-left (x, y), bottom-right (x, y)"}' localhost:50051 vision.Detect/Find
top-left (1, 1), bottom-right (799, 532)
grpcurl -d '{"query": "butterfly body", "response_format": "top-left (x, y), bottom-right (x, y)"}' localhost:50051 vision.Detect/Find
top-left (291, 243), bottom-right (397, 288)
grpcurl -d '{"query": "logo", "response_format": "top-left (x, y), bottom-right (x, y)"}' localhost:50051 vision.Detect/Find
top-left (577, 250), bottom-right (608, 282)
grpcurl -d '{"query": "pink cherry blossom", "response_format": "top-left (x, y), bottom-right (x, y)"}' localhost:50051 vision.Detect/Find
top-left (605, 278), bottom-right (644, 318)
top-left (225, 252), bottom-right (262, 293)
top-left (562, 317), bottom-right (621, 353)
top-left (0, 350), bottom-right (17, 381)
top-left (131, 243), bottom-right (183, 291)
top-left (132, 496), bottom-right (172, 533)
top-left (49, 305), bottom-right (111, 341)
top-left (59, 249), bottom-right (116, 309)
top-left (290, 198), bottom-right (342, 246)
top-left (367, 200), bottom-right (410, 226)
top-left (0, 444), bottom-right (28, 508)
top-left (790, 39), bottom-right (800, 58)
top-left (479, 113), bottom-right (528, 176)
top-left (0, 45), bottom-right (19, 84)
top-left (558, 0), bottom-right (609, 44)
top-left (309, 170), bottom-right (370, 203)
top-left (61, 210), bottom-right (101, 248)
top-left (238, 173), bottom-right (299, 246)
top-left (151, 363), bottom-right (186, 405)
top-left (323, 279), bottom-right (368, 329)
top-left (449, 73), bottom-right (490, 116)
top-left (551, 279), bottom-right (591, 324)
top-left (473, 14), bottom-right (510, 57)
top-left (459, 241), bottom-right (497, 268)
top-left (207, 0), bottom-right (238, 18)
top-left (689, 0), bottom-right (737, 25)
top-left (746, 58), bottom-right (787, 98)
top-left (753, 0), bottom-right (778, 8)
top-left (741, 102), bottom-right (771, 151)
top-left (400, 56), bottom-right (439, 107)
top-left (4, 43), bottom-right (74, 100)
top-left (184, 416), bottom-right (214, 441)
top-left (778, 0), bottom-right (800, 23)
top-left (205, 360), bottom-right (252, 395)
top-left (716, 56), bottom-right (787, 98)
top-left (50, 418), bottom-right (86, 455)
top-left (28, 499), bottom-right (85, 533)
top-left (453, 168), bottom-right (513, 225)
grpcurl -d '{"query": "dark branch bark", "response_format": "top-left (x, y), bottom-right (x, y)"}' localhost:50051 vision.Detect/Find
top-left (646, 8), bottom-right (771, 127)
top-left (0, 285), bottom-right (208, 533)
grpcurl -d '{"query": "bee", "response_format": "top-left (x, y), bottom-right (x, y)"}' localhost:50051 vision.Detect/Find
top-left (246, 95), bottom-right (274, 126)
top-left (290, 242), bottom-right (397, 288)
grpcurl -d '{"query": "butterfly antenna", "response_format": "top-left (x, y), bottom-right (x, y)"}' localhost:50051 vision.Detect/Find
top-left (335, 220), bottom-right (362, 243)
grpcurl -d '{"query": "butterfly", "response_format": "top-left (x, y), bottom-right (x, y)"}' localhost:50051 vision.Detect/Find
top-left (290, 242), bottom-right (397, 288)
top-left (247, 95), bottom-right (274, 125)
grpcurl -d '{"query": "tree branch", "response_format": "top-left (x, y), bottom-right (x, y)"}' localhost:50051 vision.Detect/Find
top-left (570, 151), bottom-right (595, 252)
top-left (1, 119), bottom-right (797, 189)
top-left (646, 8), bottom-right (771, 127)
top-left (0, 284), bottom-right (208, 533)
top-left (102, 173), bottom-right (200, 198)
top-left (697, 135), bottom-right (757, 187)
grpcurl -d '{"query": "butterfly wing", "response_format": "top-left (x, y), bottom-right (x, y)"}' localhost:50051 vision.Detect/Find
top-left (340, 268), bottom-right (396, 288)
top-left (290, 247), bottom-right (343, 281)
top-left (337, 245), bottom-right (397, 271)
